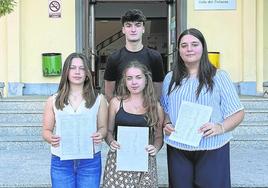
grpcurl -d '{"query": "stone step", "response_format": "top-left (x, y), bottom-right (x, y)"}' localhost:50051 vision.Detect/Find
top-left (0, 123), bottom-right (42, 136)
top-left (0, 142), bottom-right (267, 188)
top-left (243, 110), bottom-right (268, 122)
top-left (0, 97), bottom-right (267, 125)
top-left (0, 96), bottom-right (266, 110)
top-left (0, 97), bottom-right (267, 112)
top-left (233, 125), bottom-right (268, 138)
top-left (0, 121), bottom-right (267, 137)
top-left (0, 149), bottom-right (51, 188)
top-left (232, 134), bottom-right (268, 141)
top-left (0, 110), bottom-right (43, 113)
top-left (241, 97), bottom-right (268, 110)
top-left (0, 113), bottom-right (42, 123)
top-left (240, 121), bottom-right (268, 126)
top-left (0, 124), bottom-right (266, 151)
top-left (1, 131), bottom-right (268, 147)
top-left (0, 135), bottom-right (48, 150)
top-left (0, 97), bottom-right (46, 111)
top-left (1, 111), bottom-right (265, 124)
top-left (229, 141), bottom-right (268, 188)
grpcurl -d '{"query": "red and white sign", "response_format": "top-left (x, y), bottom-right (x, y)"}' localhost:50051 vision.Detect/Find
top-left (48, 0), bottom-right (61, 18)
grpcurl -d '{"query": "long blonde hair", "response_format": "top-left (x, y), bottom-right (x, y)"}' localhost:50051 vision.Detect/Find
top-left (117, 61), bottom-right (158, 127)
top-left (55, 53), bottom-right (96, 110)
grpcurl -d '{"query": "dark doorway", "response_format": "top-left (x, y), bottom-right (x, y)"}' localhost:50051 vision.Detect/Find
top-left (79, 1), bottom-right (179, 91)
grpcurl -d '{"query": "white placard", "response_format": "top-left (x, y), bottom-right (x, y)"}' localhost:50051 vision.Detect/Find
top-left (169, 101), bottom-right (212, 147)
top-left (116, 126), bottom-right (149, 172)
top-left (57, 114), bottom-right (96, 160)
top-left (195, 0), bottom-right (236, 10)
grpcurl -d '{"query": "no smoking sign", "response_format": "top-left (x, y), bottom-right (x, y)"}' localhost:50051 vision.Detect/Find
top-left (48, 0), bottom-right (61, 18)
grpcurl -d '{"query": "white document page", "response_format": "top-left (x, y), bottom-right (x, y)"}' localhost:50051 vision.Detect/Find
top-left (169, 101), bottom-right (212, 147)
top-left (57, 114), bottom-right (96, 160)
top-left (116, 126), bottom-right (149, 172)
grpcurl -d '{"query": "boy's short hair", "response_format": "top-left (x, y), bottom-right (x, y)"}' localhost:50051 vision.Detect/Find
top-left (121, 9), bottom-right (146, 25)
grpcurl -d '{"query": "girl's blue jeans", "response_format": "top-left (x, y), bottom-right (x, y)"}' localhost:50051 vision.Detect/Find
top-left (50, 152), bottom-right (101, 188)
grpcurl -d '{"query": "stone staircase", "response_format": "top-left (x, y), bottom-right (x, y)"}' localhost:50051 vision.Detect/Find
top-left (230, 97), bottom-right (268, 188)
top-left (0, 96), bottom-right (267, 188)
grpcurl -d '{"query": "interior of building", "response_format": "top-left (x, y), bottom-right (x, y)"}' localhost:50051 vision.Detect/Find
top-left (80, 1), bottom-right (175, 90)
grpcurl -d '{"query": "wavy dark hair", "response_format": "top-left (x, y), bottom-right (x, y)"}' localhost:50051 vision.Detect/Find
top-left (117, 61), bottom-right (158, 127)
top-left (168, 28), bottom-right (217, 98)
top-left (121, 9), bottom-right (146, 25)
top-left (55, 53), bottom-right (96, 110)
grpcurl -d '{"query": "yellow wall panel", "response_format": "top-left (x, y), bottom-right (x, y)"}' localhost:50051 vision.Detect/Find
top-left (264, 0), bottom-right (268, 81)
top-left (187, 0), bottom-right (243, 81)
top-left (20, 0), bottom-right (76, 83)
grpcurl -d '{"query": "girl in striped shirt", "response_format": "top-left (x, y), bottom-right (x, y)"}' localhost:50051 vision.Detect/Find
top-left (161, 28), bottom-right (244, 188)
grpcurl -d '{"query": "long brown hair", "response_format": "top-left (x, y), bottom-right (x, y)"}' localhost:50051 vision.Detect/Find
top-left (168, 28), bottom-right (217, 98)
top-left (117, 61), bottom-right (158, 127)
top-left (55, 53), bottom-right (96, 110)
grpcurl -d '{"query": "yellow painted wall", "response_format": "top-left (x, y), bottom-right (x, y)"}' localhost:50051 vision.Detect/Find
top-left (1, 0), bottom-right (267, 95)
top-left (264, 0), bottom-right (268, 81)
top-left (187, 0), bottom-right (243, 82)
top-left (0, 18), bottom-right (7, 83)
top-left (242, 1), bottom-right (257, 82)
top-left (20, 0), bottom-right (76, 83)
top-left (7, 1), bottom-right (21, 82)
top-left (0, 2), bottom-right (21, 95)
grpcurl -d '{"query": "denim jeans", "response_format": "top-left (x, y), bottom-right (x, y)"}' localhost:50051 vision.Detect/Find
top-left (51, 152), bottom-right (101, 188)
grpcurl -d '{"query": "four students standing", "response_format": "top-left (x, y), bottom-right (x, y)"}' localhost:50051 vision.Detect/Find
top-left (42, 9), bottom-right (244, 188)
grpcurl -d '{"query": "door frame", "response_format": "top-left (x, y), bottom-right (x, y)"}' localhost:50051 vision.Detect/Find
top-left (75, 0), bottom-right (187, 73)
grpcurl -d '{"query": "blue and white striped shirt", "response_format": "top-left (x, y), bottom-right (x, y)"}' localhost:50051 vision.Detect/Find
top-left (160, 70), bottom-right (244, 151)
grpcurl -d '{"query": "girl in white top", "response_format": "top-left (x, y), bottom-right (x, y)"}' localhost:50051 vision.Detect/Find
top-left (42, 53), bottom-right (108, 188)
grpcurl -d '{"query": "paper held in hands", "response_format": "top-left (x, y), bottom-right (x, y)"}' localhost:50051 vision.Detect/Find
top-left (169, 101), bottom-right (212, 147)
top-left (116, 126), bottom-right (149, 172)
top-left (56, 114), bottom-right (96, 160)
